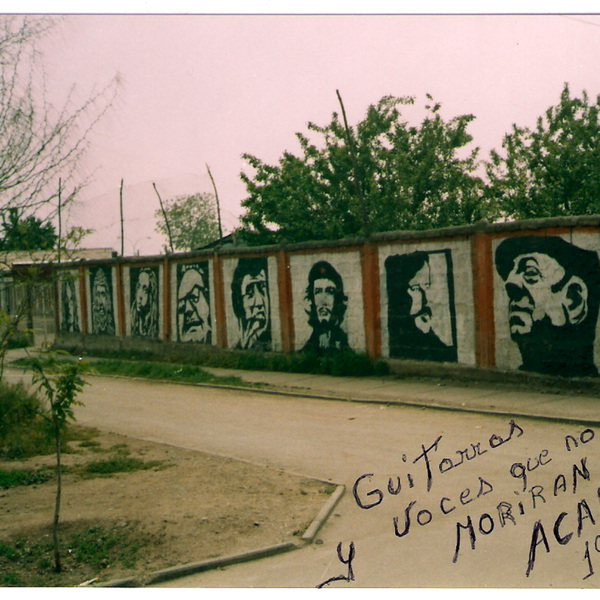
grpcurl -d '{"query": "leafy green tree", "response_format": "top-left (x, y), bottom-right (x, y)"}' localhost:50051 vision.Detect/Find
top-left (155, 192), bottom-right (220, 251)
top-left (0, 209), bottom-right (57, 251)
top-left (486, 83), bottom-right (600, 220)
top-left (238, 94), bottom-right (488, 245)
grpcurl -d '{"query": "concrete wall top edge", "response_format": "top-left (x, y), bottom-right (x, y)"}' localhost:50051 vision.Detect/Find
top-left (49, 215), bottom-right (600, 270)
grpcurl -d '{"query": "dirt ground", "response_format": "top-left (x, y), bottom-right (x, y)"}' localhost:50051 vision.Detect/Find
top-left (0, 428), bottom-right (335, 587)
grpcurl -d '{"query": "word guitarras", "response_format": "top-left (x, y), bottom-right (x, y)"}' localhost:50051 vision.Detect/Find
top-left (353, 419), bottom-right (523, 510)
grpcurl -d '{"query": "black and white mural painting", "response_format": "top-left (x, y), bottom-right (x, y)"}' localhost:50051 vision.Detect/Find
top-left (495, 235), bottom-right (600, 378)
top-left (230, 257), bottom-right (271, 350)
top-left (59, 272), bottom-right (80, 334)
top-left (175, 261), bottom-right (212, 344)
top-left (302, 260), bottom-right (349, 352)
top-left (385, 250), bottom-right (458, 362)
top-left (89, 266), bottom-right (116, 335)
top-left (129, 266), bottom-right (160, 338)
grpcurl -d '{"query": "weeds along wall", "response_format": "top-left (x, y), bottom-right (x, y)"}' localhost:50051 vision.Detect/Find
top-left (54, 216), bottom-right (600, 379)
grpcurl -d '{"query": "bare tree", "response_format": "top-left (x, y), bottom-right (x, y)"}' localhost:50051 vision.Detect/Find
top-left (0, 16), bottom-right (117, 377)
top-left (0, 16), bottom-right (117, 219)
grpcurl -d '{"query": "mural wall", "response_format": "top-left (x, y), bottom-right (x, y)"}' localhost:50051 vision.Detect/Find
top-left (58, 270), bottom-right (82, 334)
top-left (86, 265), bottom-right (117, 336)
top-left (171, 260), bottom-right (215, 345)
top-left (55, 217), bottom-right (600, 379)
top-left (222, 255), bottom-right (282, 352)
top-left (124, 265), bottom-right (162, 339)
top-left (493, 234), bottom-right (600, 378)
top-left (378, 239), bottom-right (476, 365)
top-left (289, 252), bottom-right (365, 353)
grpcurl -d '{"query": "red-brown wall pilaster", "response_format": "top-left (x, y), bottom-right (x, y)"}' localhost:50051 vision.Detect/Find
top-left (115, 263), bottom-right (126, 336)
top-left (213, 254), bottom-right (227, 348)
top-left (162, 258), bottom-right (171, 341)
top-left (471, 232), bottom-right (495, 368)
top-left (361, 243), bottom-right (381, 357)
top-left (54, 277), bottom-right (60, 333)
top-left (79, 266), bottom-right (88, 335)
top-left (277, 248), bottom-right (295, 352)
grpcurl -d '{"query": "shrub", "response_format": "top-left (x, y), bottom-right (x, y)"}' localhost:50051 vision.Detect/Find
top-left (7, 330), bottom-right (33, 349)
top-left (0, 467), bottom-right (53, 488)
top-left (0, 382), bottom-right (53, 459)
top-left (72, 347), bottom-right (390, 378)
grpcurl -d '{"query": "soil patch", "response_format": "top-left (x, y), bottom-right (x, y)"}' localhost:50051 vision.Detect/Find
top-left (0, 428), bottom-right (335, 587)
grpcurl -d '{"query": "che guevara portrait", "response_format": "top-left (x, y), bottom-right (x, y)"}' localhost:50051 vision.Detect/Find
top-left (302, 260), bottom-right (349, 353)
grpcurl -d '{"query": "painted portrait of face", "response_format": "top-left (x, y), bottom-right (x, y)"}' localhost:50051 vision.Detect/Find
top-left (91, 267), bottom-right (115, 335)
top-left (407, 259), bottom-right (433, 335)
top-left (61, 276), bottom-right (80, 333)
top-left (385, 250), bottom-right (457, 362)
top-left (177, 263), bottom-right (211, 343)
top-left (130, 266), bottom-right (159, 338)
top-left (503, 252), bottom-right (580, 336)
top-left (495, 236), bottom-right (600, 377)
top-left (313, 277), bottom-right (336, 324)
top-left (240, 270), bottom-right (269, 331)
top-left (302, 260), bottom-right (349, 353)
top-left (231, 258), bottom-right (271, 351)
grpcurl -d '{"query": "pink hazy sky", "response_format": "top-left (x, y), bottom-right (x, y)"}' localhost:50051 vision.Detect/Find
top-left (23, 10), bottom-right (600, 254)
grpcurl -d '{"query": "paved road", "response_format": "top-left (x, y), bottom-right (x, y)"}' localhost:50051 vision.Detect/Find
top-left (6, 367), bottom-right (600, 588)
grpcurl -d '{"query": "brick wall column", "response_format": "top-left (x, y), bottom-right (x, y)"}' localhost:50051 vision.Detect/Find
top-left (471, 231), bottom-right (495, 368)
top-left (78, 266), bottom-right (88, 334)
top-left (53, 275), bottom-right (60, 333)
top-left (115, 263), bottom-right (126, 336)
top-left (162, 258), bottom-right (171, 341)
top-left (213, 253), bottom-right (227, 348)
top-left (361, 242), bottom-right (381, 357)
top-left (277, 248), bottom-right (294, 352)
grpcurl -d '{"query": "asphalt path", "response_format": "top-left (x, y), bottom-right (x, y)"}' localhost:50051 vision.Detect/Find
top-left (7, 368), bottom-right (600, 588)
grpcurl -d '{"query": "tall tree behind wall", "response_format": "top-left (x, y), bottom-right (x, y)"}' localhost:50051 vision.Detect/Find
top-left (486, 83), bottom-right (600, 220)
top-left (0, 209), bottom-right (57, 251)
top-left (154, 192), bottom-right (220, 251)
top-left (238, 94), bottom-right (489, 245)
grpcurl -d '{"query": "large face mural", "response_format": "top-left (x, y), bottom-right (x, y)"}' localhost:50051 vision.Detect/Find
top-left (231, 257), bottom-right (271, 351)
top-left (385, 250), bottom-right (457, 362)
top-left (59, 272), bottom-right (80, 334)
top-left (176, 262), bottom-right (211, 344)
top-left (130, 266), bottom-right (159, 338)
top-left (302, 260), bottom-right (349, 352)
top-left (495, 235), bottom-right (600, 378)
top-left (89, 266), bottom-right (115, 335)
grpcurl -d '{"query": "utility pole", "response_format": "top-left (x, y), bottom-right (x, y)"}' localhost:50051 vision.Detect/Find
top-left (153, 182), bottom-right (174, 253)
top-left (336, 89), bottom-right (371, 238)
top-left (119, 178), bottom-right (124, 256)
top-left (57, 178), bottom-right (62, 264)
top-left (206, 164), bottom-right (223, 240)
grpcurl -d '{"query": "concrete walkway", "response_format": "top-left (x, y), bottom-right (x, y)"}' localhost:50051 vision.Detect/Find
top-left (5, 345), bottom-right (599, 425)
top-left (202, 366), bottom-right (600, 426)
top-left (6, 349), bottom-right (600, 426)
